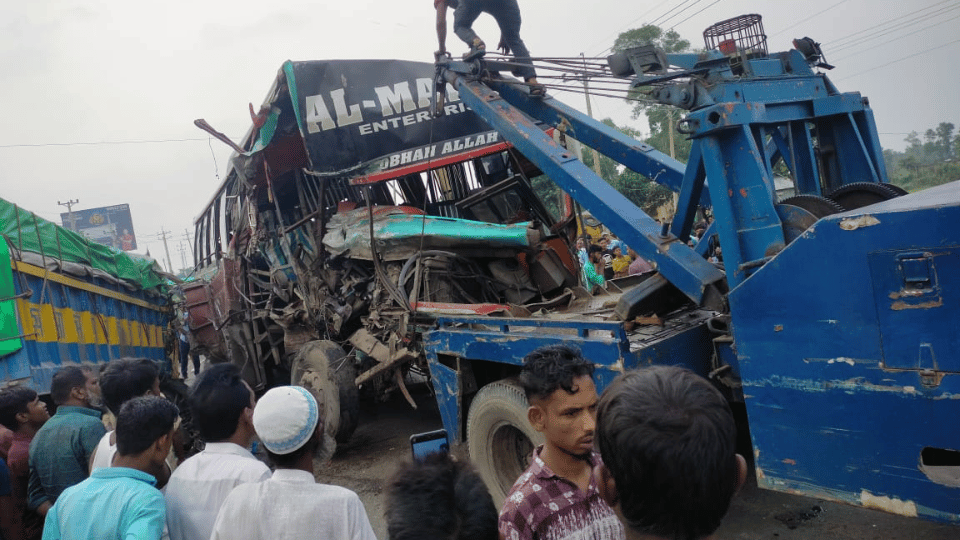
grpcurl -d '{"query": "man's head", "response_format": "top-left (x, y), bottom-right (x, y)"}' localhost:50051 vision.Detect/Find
top-left (253, 386), bottom-right (325, 468)
top-left (589, 244), bottom-right (604, 263)
top-left (600, 237), bottom-right (610, 249)
top-left (115, 396), bottom-right (179, 463)
top-left (596, 366), bottom-right (746, 540)
top-left (519, 344), bottom-right (598, 457)
top-left (0, 386), bottom-right (49, 432)
top-left (386, 453), bottom-right (498, 540)
top-left (100, 358), bottom-right (161, 415)
top-left (613, 246), bottom-right (623, 257)
top-left (189, 363), bottom-right (256, 444)
top-left (50, 366), bottom-right (98, 408)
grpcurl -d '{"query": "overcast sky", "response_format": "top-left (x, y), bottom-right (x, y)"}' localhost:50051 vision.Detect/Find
top-left (1, 0), bottom-right (957, 271)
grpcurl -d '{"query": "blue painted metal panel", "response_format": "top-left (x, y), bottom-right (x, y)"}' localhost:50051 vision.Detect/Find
top-left (424, 312), bottom-right (719, 443)
top-left (730, 181), bottom-right (960, 522)
top-left (2, 260), bottom-right (171, 393)
top-left (427, 356), bottom-right (463, 442)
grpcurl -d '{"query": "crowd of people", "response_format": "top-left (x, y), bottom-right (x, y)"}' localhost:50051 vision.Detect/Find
top-left (0, 343), bottom-right (742, 540)
top-left (576, 233), bottom-right (655, 291)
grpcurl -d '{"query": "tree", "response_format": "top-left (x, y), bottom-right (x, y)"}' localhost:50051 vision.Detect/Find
top-left (612, 25), bottom-right (690, 55)
top-left (904, 131), bottom-right (921, 151)
top-left (529, 118), bottom-right (675, 220)
top-left (613, 25), bottom-right (695, 162)
top-left (935, 122), bottom-right (954, 161)
top-left (885, 120), bottom-right (960, 192)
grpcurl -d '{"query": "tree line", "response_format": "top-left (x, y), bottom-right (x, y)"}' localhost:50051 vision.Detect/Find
top-left (884, 123), bottom-right (959, 192)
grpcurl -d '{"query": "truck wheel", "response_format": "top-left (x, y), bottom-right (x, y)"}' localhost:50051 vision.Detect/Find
top-left (291, 341), bottom-right (360, 447)
top-left (467, 379), bottom-right (544, 507)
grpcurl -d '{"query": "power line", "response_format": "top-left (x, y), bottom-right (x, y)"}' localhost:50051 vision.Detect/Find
top-left (583, 0), bottom-right (674, 57)
top-left (670, 0), bottom-right (723, 31)
top-left (0, 137), bottom-right (210, 149)
top-left (832, 12), bottom-right (960, 62)
top-left (829, 3), bottom-right (960, 56)
top-left (650, 0), bottom-right (700, 27)
top-left (825, 0), bottom-right (952, 47)
top-left (770, 0), bottom-right (851, 38)
top-left (834, 37), bottom-right (960, 81)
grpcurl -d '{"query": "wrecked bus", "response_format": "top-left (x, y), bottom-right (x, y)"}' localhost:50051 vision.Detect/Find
top-left (187, 59), bottom-right (584, 445)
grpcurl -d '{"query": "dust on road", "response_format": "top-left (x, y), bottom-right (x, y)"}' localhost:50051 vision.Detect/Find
top-left (315, 383), bottom-right (957, 540)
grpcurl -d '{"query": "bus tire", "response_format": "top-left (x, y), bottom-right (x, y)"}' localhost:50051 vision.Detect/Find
top-left (466, 378), bottom-right (544, 507)
top-left (292, 340), bottom-right (360, 448)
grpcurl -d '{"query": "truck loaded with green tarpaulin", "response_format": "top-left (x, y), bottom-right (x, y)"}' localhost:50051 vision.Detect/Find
top-left (1, 196), bottom-right (173, 392)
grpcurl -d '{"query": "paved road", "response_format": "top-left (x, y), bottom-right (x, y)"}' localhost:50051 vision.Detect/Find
top-left (316, 383), bottom-right (957, 540)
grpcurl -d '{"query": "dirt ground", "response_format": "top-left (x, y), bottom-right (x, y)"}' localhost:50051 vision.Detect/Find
top-left (316, 383), bottom-right (957, 540)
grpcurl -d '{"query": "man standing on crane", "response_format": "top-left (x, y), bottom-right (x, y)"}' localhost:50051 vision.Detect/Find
top-left (435, 0), bottom-right (544, 96)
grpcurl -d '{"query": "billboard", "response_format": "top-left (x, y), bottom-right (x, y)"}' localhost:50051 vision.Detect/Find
top-left (60, 204), bottom-right (137, 251)
top-left (284, 60), bottom-right (506, 182)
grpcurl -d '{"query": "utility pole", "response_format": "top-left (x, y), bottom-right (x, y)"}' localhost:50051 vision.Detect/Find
top-left (177, 241), bottom-right (188, 273)
top-left (182, 228), bottom-right (194, 254)
top-left (580, 53), bottom-right (604, 177)
top-left (58, 199), bottom-right (79, 231)
top-left (158, 227), bottom-right (174, 273)
top-left (667, 108), bottom-right (676, 159)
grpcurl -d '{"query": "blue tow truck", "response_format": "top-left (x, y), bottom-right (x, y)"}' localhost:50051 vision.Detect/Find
top-left (189, 14), bottom-right (957, 522)
top-left (425, 14), bottom-right (959, 520)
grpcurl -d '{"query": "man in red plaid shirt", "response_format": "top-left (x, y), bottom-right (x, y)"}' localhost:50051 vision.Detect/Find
top-left (498, 345), bottom-right (624, 540)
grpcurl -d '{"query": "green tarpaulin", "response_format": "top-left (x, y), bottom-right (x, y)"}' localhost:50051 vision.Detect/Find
top-left (0, 239), bottom-right (21, 356)
top-left (0, 197), bottom-right (167, 295)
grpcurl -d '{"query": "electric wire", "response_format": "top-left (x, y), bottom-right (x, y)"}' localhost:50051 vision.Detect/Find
top-left (669, 0), bottom-right (724, 31)
top-left (0, 137), bottom-right (210, 149)
top-left (581, 0), bottom-right (674, 57)
top-left (769, 0), bottom-right (851, 38)
top-left (650, 0), bottom-right (701, 27)
top-left (825, 0), bottom-right (953, 48)
top-left (834, 37), bottom-right (960, 81)
top-left (831, 12), bottom-right (960, 62)
top-left (829, 3), bottom-right (960, 56)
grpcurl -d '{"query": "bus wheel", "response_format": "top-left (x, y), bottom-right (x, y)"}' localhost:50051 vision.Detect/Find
top-left (292, 341), bottom-right (359, 450)
top-left (467, 378), bottom-right (544, 507)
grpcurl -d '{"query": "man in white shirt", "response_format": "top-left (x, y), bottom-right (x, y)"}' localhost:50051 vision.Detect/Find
top-left (165, 364), bottom-right (269, 540)
top-left (90, 358), bottom-right (163, 474)
top-left (210, 386), bottom-right (376, 540)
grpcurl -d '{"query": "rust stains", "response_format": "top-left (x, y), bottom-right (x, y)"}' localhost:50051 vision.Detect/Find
top-left (839, 215), bottom-right (880, 230)
top-left (782, 458), bottom-right (797, 465)
top-left (860, 490), bottom-right (918, 518)
top-left (891, 298), bottom-right (943, 311)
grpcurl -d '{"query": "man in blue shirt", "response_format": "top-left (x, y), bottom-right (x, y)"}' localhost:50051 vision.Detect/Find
top-left (27, 367), bottom-right (105, 517)
top-left (42, 396), bottom-right (178, 540)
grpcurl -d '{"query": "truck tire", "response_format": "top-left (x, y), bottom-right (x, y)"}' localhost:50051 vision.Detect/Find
top-left (467, 379), bottom-right (544, 507)
top-left (291, 341), bottom-right (360, 447)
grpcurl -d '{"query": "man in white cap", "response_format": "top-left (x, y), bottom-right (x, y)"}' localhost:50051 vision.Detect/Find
top-left (209, 386), bottom-right (376, 540)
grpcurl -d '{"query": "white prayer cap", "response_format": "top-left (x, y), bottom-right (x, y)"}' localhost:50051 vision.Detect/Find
top-left (253, 386), bottom-right (320, 455)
